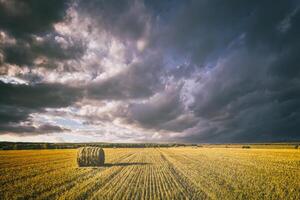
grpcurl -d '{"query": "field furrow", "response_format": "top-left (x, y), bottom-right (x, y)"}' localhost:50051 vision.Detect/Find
top-left (159, 148), bottom-right (300, 200)
top-left (1, 148), bottom-right (299, 200)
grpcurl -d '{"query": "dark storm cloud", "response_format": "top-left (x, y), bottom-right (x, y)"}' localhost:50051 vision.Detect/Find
top-left (87, 54), bottom-right (163, 100)
top-left (0, 81), bottom-right (81, 109)
top-left (0, 0), bottom-right (70, 37)
top-left (181, 47), bottom-right (300, 142)
top-left (0, 81), bottom-right (82, 133)
top-left (128, 84), bottom-right (185, 130)
top-left (0, 105), bottom-right (31, 124)
top-left (1, 32), bottom-right (86, 67)
top-left (78, 0), bottom-right (150, 41)
top-left (0, 0), bottom-right (86, 68)
top-left (86, 0), bottom-right (300, 143)
top-left (0, 123), bottom-right (69, 135)
top-left (156, 0), bottom-right (299, 66)
top-left (120, 0), bottom-right (300, 142)
top-left (1, 0), bottom-right (300, 142)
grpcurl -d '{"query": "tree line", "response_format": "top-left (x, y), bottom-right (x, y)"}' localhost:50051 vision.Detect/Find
top-left (0, 142), bottom-right (197, 150)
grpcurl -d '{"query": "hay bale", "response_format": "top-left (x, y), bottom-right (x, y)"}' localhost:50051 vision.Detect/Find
top-left (77, 147), bottom-right (105, 167)
top-left (242, 145), bottom-right (251, 149)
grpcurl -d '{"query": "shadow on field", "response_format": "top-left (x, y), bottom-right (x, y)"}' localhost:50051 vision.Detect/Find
top-left (104, 162), bottom-right (150, 167)
top-left (77, 162), bottom-right (150, 169)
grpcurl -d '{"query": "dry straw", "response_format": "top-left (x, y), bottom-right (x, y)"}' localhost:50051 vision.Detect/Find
top-left (77, 147), bottom-right (105, 167)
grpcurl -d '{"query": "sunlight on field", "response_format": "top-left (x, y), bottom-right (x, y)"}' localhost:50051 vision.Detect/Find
top-left (0, 148), bottom-right (299, 200)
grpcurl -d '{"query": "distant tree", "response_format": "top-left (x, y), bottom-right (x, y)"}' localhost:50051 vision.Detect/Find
top-left (13, 144), bottom-right (18, 150)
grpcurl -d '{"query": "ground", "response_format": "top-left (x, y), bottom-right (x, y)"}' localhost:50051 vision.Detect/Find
top-left (0, 147), bottom-right (299, 199)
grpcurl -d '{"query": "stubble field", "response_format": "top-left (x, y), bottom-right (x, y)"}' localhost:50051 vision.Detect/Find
top-left (0, 147), bottom-right (299, 200)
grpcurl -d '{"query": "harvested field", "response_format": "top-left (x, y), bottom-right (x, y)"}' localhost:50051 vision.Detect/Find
top-left (0, 148), bottom-right (299, 199)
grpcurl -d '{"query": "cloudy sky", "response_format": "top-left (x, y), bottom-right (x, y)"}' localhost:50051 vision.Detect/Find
top-left (0, 0), bottom-right (299, 143)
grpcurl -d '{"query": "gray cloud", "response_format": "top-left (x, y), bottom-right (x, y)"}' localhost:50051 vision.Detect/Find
top-left (0, 0), bottom-right (86, 69)
top-left (0, 0), bottom-right (70, 37)
top-left (87, 54), bottom-right (163, 100)
top-left (0, 123), bottom-right (69, 135)
top-left (0, 81), bottom-right (81, 109)
top-left (128, 84), bottom-right (184, 129)
top-left (154, 0), bottom-right (299, 67)
top-left (78, 0), bottom-right (150, 41)
top-left (182, 47), bottom-right (300, 142)
top-left (0, 0), bottom-right (299, 142)
top-left (0, 81), bottom-right (82, 133)
top-left (1, 32), bottom-right (86, 68)
top-left (0, 105), bottom-right (32, 124)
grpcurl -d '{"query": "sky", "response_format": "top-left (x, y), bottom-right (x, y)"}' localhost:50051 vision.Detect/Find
top-left (0, 0), bottom-right (300, 143)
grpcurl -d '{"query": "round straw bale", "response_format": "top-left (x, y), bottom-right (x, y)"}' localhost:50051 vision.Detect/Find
top-left (77, 147), bottom-right (105, 167)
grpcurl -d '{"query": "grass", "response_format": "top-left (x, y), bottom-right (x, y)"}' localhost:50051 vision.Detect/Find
top-left (0, 147), bottom-right (299, 199)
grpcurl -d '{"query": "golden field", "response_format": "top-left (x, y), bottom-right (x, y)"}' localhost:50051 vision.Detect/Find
top-left (0, 148), bottom-right (299, 200)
